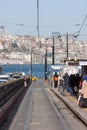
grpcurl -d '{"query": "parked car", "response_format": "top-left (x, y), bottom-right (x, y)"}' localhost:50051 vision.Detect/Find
top-left (11, 75), bottom-right (22, 79)
top-left (0, 74), bottom-right (10, 84)
top-left (0, 79), bottom-right (8, 84)
top-left (0, 74), bottom-right (10, 80)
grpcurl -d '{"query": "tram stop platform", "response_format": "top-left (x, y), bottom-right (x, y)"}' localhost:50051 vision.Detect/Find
top-left (50, 87), bottom-right (87, 125)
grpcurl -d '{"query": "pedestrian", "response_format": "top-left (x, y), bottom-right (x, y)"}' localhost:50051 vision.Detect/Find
top-left (82, 71), bottom-right (87, 81)
top-left (69, 74), bottom-right (75, 96)
top-left (81, 71), bottom-right (87, 98)
top-left (74, 73), bottom-right (81, 97)
top-left (78, 71), bottom-right (87, 107)
top-left (63, 72), bottom-right (70, 92)
top-left (53, 72), bottom-right (58, 88)
top-left (79, 80), bottom-right (87, 107)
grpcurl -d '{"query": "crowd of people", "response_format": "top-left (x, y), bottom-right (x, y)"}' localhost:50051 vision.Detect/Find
top-left (53, 71), bottom-right (87, 99)
top-left (63, 72), bottom-right (81, 97)
top-left (63, 71), bottom-right (87, 107)
top-left (53, 70), bottom-right (87, 107)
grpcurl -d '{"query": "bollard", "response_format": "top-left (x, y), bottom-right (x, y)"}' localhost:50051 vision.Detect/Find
top-left (24, 76), bottom-right (27, 87)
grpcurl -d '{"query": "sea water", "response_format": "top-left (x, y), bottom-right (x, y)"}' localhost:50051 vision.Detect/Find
top-left (1, 64), bottom-right (52, 78)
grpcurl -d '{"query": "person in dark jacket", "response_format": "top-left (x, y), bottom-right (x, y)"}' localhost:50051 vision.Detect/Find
top-left (75, 73), bottom-right (81, 89)
top-left (74, 73), bottom-right (81, 97)
top-left (63, 72), bottom-right (70, 92)
top-left (69, 74), bottom-right (75, 95)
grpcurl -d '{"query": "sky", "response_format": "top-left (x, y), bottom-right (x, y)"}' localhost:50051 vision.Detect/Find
top-left (0, 0), bottom-right (87, 40)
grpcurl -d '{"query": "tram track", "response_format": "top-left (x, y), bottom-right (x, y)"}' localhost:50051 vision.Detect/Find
top-left (44, 88), bottom-right (70, 130)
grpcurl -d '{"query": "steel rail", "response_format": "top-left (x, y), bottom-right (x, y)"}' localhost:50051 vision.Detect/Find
top-left (51, 88), bottom-right (87, 126)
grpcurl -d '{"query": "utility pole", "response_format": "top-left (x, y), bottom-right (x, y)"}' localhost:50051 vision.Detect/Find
top-left (66, 32), bottom-right (68, 59)
top-left (45, 45), bottom-right (47, 81)
top-left (52, 36), bottom-right (55, 65)
top-left (37, 0), bottom-right (41, 48)
top-left (37, 0), bottom-right (39, 38)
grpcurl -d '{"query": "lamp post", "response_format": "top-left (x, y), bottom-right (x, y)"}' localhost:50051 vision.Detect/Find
top-left (52, 36), bottom-right (55, 65)
top-left (31, 48), bottom-right (32, 77)
top-left (66, 32), bottom-right (69, 59)
top-left (57, 32), bottom-right (69, 59)
top-left (52, 35), bottom-right (55, 87)
top-left (45, 45), bottom-right (48, 82)
top-left (52, 32), bottom-right (60, 65)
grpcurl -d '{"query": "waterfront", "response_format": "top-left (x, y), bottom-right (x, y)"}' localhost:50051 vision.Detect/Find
top-left (1, 64), bottom-right (52, 78)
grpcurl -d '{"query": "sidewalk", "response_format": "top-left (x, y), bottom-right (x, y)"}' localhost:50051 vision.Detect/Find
top-left (50, 88), bottom-right (87, 125)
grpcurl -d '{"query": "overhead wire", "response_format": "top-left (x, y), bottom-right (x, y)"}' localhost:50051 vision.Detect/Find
top-left (0, 20), bottom-right (86, 28)
top-left (72, 15), bottom-right (87, 40)
top-left (0, 20), bottom-right (87, 37)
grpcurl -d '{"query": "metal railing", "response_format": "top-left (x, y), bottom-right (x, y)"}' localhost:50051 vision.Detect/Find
top-left (0, 77), bottom-right (31, 109)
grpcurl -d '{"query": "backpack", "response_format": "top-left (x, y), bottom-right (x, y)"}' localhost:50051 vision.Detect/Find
top-left (79, 97), bottom-right (87, 108)
top-left (54, 76), bottom-right (58, 81)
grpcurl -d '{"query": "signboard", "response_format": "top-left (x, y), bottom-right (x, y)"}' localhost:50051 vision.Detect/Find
top-left (66, 60), bottom-right (79, 66)
top-left (68, 62), bottom-right (79, 66)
